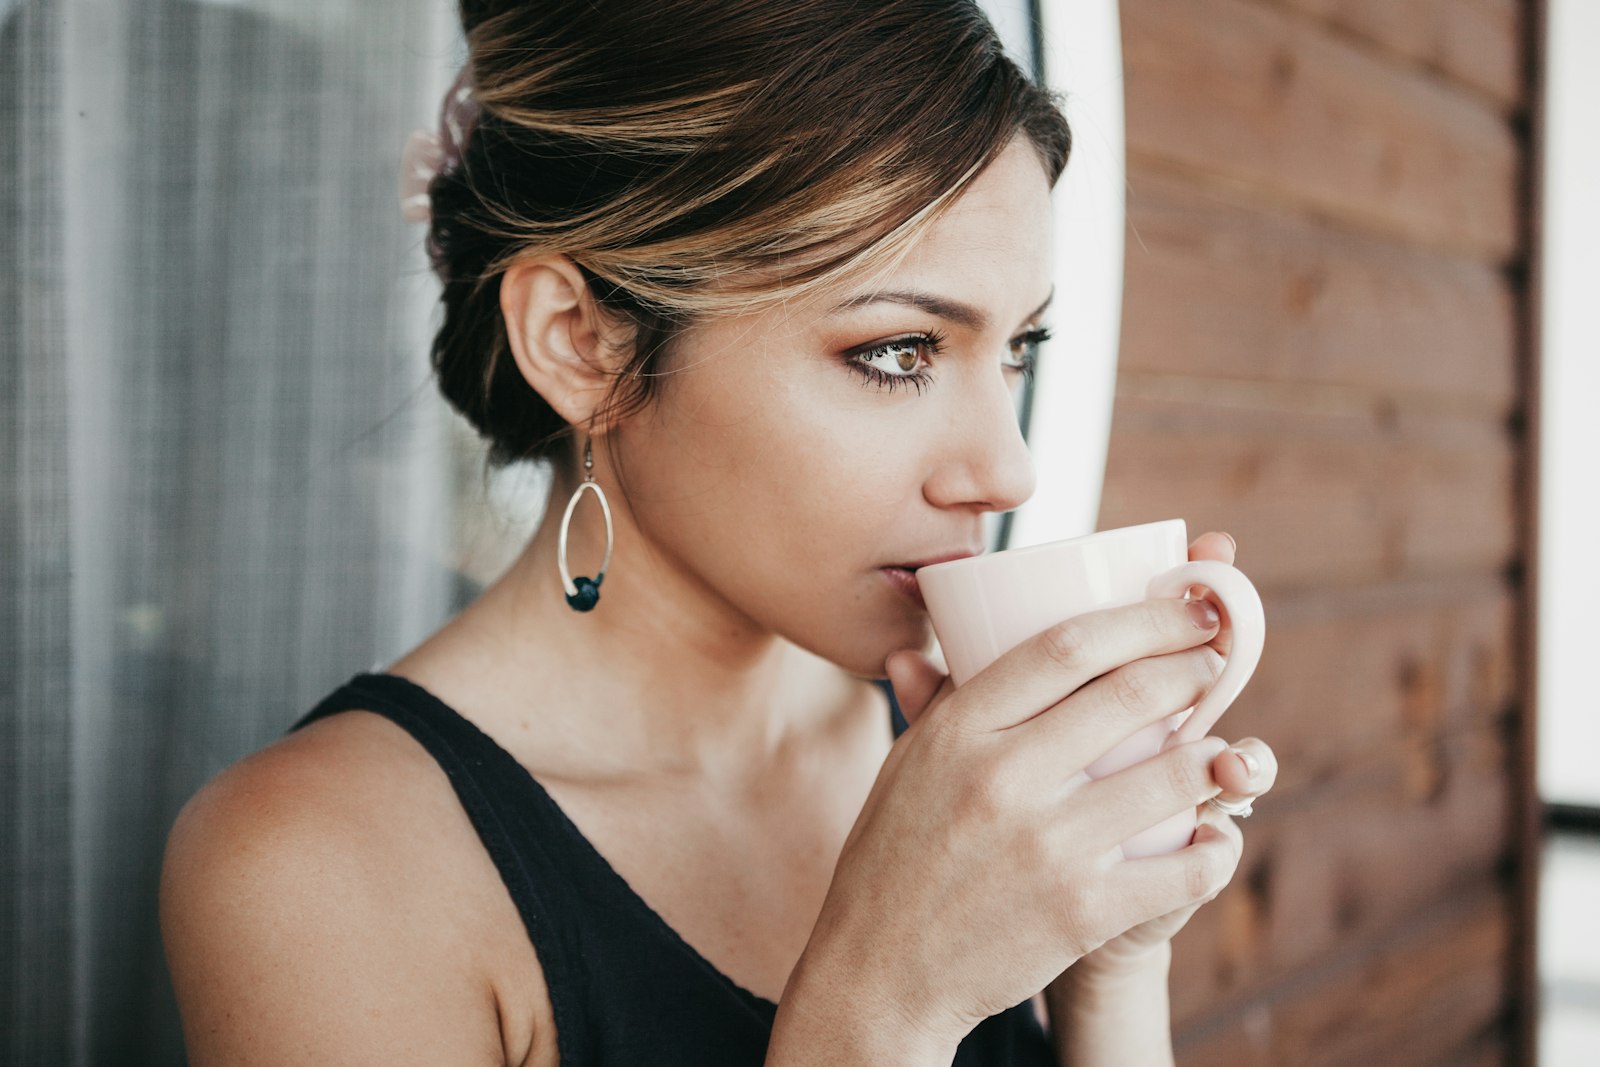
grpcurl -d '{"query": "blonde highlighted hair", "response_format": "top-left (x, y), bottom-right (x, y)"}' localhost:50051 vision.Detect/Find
top-left (427, 0), bottom-right (1071, 468)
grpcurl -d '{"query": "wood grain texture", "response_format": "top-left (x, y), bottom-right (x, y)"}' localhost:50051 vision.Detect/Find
top-left (1220, 578), bottom-right (1516, 803)
top-left (1110, 0), bottom-right (1533, 1059)
top-left (1264, 0), bottom-right (1525, 108)
top-left (1436, 1030), bottom-right (1512, 1067)
top-left (1121, 0), bottom-right (1521, 259)
top-left (1097, 390), bottom-right (1518, 590)
top-left (1121, 169), bottom-right (1518, 411)
top-left (1171, 890), bottom-right (1510, 1066)
top-left (1168, 728), bottom-right (1511, 1022)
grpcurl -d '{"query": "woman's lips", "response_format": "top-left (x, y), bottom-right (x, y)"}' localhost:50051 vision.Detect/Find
top-left (880, 566), bottom-right (927, 609)
top-left (879, 549), bottom-right (980, 611)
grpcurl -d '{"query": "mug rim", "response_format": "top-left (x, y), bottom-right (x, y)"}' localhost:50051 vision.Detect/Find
top-left (917, 517), bottom-right (1188, 578)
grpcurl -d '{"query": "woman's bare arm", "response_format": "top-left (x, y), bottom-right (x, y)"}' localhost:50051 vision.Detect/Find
top-left (765, 945), bottom-right (960, 1066)
top-left (1044, 945), bottom-right (1175, 1067)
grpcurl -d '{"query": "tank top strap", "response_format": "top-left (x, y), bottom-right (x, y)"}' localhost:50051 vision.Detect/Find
top-left (878, 676), bottom-right (911, 738)
top-left (289, 672), bottom-right (795, 1062)
top-left (290, 672), bottom-right (608, 1063)
top-left (286, 671), bottom-right (1044, 1065)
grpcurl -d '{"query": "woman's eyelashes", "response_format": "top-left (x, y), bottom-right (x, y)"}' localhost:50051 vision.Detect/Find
top-left (1005, 325), bottom-right (1051, 384)
top-left (845, 324), bottom-right (1052, 395)
top-left (846, 331), bottom-right (945, 394)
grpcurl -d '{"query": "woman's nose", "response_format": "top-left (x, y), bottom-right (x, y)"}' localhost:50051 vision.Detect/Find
top-left (922, 368), bottom-right (1037, 514)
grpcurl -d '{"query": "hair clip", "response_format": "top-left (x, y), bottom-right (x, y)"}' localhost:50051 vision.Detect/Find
top-left (399, 128), bottom-right (447, 223)
top-left (397, 68), bottom-right (479, 224)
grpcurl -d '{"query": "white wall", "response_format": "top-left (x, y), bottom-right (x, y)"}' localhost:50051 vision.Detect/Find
top-left (1009, 0), bottom-right (1126, 547)
top-left (1538, 0), bottom-right (1600, 807)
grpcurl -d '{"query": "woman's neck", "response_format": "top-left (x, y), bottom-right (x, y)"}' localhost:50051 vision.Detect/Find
top-left (389, 503), bottom-right (868, 789)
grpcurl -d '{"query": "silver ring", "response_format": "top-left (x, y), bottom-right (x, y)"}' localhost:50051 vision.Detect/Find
top-left (1206, 795), bottom-right (1254, 818)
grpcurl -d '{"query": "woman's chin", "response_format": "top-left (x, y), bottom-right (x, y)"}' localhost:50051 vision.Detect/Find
top-left (809, 617), bottom-right (935, 680)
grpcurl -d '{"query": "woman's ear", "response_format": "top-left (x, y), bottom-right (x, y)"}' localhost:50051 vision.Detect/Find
top-left (500, 254), bottom-right (630, 431)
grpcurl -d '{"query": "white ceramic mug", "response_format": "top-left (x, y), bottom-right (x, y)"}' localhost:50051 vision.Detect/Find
top-left (915, 518), bottom-right (1265, 858)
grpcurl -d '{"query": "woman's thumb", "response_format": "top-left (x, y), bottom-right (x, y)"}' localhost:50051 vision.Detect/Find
top-left (884, 648), bottom-right (950, 727)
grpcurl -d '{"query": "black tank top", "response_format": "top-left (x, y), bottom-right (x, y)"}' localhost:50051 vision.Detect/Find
top-left (288, 672), bottom-right (1056, 1065)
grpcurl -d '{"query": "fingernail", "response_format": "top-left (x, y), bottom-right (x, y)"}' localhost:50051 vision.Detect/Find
top-left (1187, 600), bottom-right (1220, 630)
top-left (1222, 532), bottom-right (1237, 555)
top-left (1232, 747), bottom-right (1259, 778)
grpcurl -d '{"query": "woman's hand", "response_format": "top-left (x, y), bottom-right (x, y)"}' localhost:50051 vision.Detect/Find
top-left (1069, 531), bottom-right (1278, 974)
top-left (1054, 735), bottom-right (1275, 985)
top-left (787, 547), bottom-right (1253, 1050)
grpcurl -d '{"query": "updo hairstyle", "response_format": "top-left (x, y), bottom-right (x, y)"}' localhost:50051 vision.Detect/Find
top-left (426, 0), bottom-right (1072, 470)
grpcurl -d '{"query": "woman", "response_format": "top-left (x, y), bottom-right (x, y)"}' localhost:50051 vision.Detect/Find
top-left (160, 1), bottom-right (1278, 1063)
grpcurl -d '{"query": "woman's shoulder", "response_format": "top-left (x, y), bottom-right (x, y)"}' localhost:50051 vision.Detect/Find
top-left (166, 708), bottom-right (451, 889)
top-left (160, 710), bottom-right (551, 1066)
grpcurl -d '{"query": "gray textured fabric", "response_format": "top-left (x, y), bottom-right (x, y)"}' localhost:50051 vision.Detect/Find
top-left (2, 2), bottom-right (467, 1061)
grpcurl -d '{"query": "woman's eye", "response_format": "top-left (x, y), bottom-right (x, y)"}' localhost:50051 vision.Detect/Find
top-left (1005, 325), bottom-right (1052, 381)
top-left (858, 335), bottom-right (938, 376)
top-left (846, 332), bottom-right (944, 394)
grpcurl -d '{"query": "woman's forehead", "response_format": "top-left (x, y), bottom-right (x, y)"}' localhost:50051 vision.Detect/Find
top-left (832, 149), bottom-right (1052, 309)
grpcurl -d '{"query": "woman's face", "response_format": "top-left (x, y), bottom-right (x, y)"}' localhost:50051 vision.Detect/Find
top-left (611, 137), bottom-right (1054, 677)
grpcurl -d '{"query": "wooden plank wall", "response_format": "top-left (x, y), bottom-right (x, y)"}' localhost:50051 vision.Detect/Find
top-left (1099, 1), bottom-right (1534, 1063)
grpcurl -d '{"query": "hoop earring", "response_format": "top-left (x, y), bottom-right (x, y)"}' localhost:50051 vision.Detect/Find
top-left (558, 436), bottom-right (613, 613)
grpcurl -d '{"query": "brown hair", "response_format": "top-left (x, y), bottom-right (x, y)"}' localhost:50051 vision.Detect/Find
top-left (427, 0), bottom-right (1071, 470)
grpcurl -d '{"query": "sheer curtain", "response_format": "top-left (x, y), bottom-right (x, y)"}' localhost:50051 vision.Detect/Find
top-left (0, 1), bottom-right (502, 1061)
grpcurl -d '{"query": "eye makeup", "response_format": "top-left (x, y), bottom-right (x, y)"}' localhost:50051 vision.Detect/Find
top-left (844, 331), bottom-right (946, 394)
top-left (843, 323), bottom-right (1052, 395)
top-left (1004, 325), bottom-right (1052, 384)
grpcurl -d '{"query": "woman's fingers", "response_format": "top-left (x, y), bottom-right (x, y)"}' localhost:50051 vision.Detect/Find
top-left (1066, 736), bottom-right (1230, 852)
top-left (1186, 531), bottom-right (1237, 659)
top-left (1010, 644), bottom-right (1225, 784)
top-left (948, 596), bottom-right (1223, 737)
top-left (1092, 740), bottom-right (1265, 932)
top-left (1187, 530), bottom-right (1236, 566)
top-left (1101, 815), bottom-right (1244, 931)
top-left (884, 648), bottom-right (950, 728)
top-left (1208, 736), bottom-right (1277, 805)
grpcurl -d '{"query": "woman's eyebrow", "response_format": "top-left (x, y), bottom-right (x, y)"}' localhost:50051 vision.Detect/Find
top-left (828, 286), bottom-right (1055, 331)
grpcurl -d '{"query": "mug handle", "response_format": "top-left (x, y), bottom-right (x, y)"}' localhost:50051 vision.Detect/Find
top-left (1145, 559), bottom-right (1265, 747)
